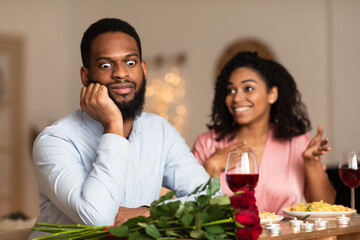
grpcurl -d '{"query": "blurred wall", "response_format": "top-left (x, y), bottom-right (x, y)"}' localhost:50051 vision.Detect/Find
top-left (0, 0), bottom-right (359, 217)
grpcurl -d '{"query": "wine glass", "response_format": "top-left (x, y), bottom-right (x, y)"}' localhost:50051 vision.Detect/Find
top-left (338, 151), bottom-right (360, 210)
top-left (225, 151), bottom-right (259, 192)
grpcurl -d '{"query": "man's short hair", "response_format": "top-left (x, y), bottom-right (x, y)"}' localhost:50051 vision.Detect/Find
top-left (80, 18), bottom-right (142, 68)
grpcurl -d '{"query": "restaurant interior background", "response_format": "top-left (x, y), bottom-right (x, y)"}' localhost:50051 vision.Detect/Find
top-left (0, 0), bottom-right (359, 220)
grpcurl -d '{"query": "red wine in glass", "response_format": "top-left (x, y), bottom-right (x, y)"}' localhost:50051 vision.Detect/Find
top-left (339, 168), bottom-right (360, 188)
top-left (225, 151), bottom-right (259, 193)
top-left (339, 151), bottom-right (360, 210)
top-left (226, 173), bottom-right (259, 192)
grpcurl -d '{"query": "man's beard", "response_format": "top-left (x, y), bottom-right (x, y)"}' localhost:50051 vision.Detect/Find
top-left (88, 74), bottom-right (146, 121)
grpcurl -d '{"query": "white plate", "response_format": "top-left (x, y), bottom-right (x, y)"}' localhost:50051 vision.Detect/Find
top-left (260, 215), bottom-right (284, 225)
top-left (282, 208), bottom-right (357, 220)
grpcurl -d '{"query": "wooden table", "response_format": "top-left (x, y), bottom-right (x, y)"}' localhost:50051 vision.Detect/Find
top-left (259, 214), bottom-right (360, 240)
top-left (2, 214), bottom-right (360, 240)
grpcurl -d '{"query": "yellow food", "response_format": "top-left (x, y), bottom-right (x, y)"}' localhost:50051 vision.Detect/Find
top-left (259, 211), bottom-right (276, 219)
top-left (288, 200), bottom-right (353, 212)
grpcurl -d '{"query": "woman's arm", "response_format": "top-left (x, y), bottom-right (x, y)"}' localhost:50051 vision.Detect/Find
top-left (302, 125), bottom-right (336, 203)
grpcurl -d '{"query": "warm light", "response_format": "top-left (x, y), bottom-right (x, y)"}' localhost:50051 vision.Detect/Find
top-left (162, 92), bottom-right (174, 103)
top-left (172, 76), bottom-right (181, 87)
top-left (173, 116), bottom-right (184, 126)
top-left (145, 65), bottom-right (187, 135)
top-left (176, 105), bottom-right (187, 115)
top-left (152, 78), bottom-right (163, 88)
top-left (175, 88), bottom-right (186, 97)
top-left (146, 86), bottom-right (156, 97)
top-left (158, 104), bottom-right (168, 113)
top-left (165, 73), bottom-right (175, 83)
top-left (171, 67), bottom-right (180, 75)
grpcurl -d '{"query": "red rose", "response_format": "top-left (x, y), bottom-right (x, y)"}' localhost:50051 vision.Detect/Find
top-left (235, 207), bottom-right (260, 227)
top-left (236, 224), bottom-right (262, 240)
top-left (230, 190), bottom-right (256, 209)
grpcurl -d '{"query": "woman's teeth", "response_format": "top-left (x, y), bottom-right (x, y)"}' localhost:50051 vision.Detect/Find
top-left (235, 107), bottom-right (251, 112)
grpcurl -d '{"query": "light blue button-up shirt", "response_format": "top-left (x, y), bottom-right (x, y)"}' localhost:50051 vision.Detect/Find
top-left (32, 109), bottom-right (210, 230)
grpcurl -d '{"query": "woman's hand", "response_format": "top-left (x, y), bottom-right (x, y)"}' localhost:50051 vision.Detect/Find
top-left (204, 141), bottom-right (253, 177)
top-left (302, 125), bottom-right (336, 203)
top-left (302, 125), bottom-right (331, 163)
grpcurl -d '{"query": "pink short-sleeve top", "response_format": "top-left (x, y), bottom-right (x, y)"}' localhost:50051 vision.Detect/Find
top-left (192, 128), bottom-right (311, 214)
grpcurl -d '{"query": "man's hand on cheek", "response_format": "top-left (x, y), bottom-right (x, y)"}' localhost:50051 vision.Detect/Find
top-left (80, 83), bottom-right (124, 136)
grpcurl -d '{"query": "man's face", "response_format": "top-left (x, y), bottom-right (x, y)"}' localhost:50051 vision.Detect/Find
top-left (84, 32), bottom-right (147, 120)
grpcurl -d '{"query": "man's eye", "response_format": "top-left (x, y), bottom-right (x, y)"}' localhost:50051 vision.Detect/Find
top-left (126, 60), bottom-right (136, 66)
top-left (100, 63), bottom-right (112, 69)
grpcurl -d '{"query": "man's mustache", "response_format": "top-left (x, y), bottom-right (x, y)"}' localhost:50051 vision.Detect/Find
top-left (106, 79), bottom-right (137, 89)
top-left (88, 79), bottom-right (137, 89)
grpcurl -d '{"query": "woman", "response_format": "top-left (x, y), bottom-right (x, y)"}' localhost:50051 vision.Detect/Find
top-left (193, 51), bottom-right (336, 214)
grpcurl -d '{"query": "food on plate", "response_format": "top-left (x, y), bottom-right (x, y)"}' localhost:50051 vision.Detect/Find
top-left (259, 211), bottom-right (277, 219)
top-left (287, 200), bottom-right (353, 212)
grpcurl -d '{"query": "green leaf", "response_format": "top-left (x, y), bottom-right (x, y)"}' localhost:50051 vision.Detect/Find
top-left (209, 195), bottom-right (230, 206)
top-left (205, 225), bottom-right (225, 234)
top-left (190, 229), bottom-right (204, 239)
top-left (175, 205), bottom-right (185, 218)
top-left (151, 204), bottom-right (170, 217)
top-left (151, 190), bottom-right (177, 207)
top-left (138, 233), bottom-right (153, 240)
top-left (190, 185), bottom-right (202, 195)
top-left (197, 195), bottom-right (210, 208)
top-left (122, 215), bottom-right (148, 228)
top-left (165, 230), bottom-right (184, 238)
top-left (200, 176), bottom-right (213, 192)
top-left (203, 231), bottom-right (228, 240)
top-left (207, 176), bottom-right (220, 196)
top-left (181, 211), bottom-right (194, 227)
top-left (205, 205), bottom-right (227, 222)
top-left (128, 231), bottom-right (141, 240)
top-left (184, 201), bottom-right (196, 212)
top-left (157, 219), bottom-right (170, 228)
top-left (144, 224), bottom-right (162, 239)
top-left (201, 210), bottom-right (210, 223)
top-left (108, 225), bottom-right (129, 237)
top-left (167, 201), bottom-right (181, 216)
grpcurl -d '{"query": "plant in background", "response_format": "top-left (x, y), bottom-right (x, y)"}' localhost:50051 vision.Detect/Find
top-left (32, 177), bottom-right (262, 240)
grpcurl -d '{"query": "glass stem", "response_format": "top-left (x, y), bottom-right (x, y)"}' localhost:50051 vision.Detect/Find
top-left (351, 188), bottom-right (355, 210)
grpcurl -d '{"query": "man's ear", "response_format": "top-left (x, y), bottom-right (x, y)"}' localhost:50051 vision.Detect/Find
top-left (141, 61), bottom-right (147, 78)
top-left (80, 66), bottom-right (89, 86)
top-left (268, 86), bottom-right (278, 104)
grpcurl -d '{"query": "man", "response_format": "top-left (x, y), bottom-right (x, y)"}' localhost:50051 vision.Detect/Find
top-left (31, 18), bottom-right (210, 233)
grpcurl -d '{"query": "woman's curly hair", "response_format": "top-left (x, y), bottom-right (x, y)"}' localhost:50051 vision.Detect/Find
top-left (207, 51), bottom-right (311, 141)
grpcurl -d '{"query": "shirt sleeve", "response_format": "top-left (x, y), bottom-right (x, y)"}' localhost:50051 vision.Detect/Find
top-left (161, 122), bottom-right (210, 197)
top-left (33, 130), bottom-right (130, 226)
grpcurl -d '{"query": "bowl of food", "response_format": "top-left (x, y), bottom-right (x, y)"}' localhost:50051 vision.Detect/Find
top-left (259, 211), bottom-right (284, 224)
top-left (282, 200), bottom-right (356, 220)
